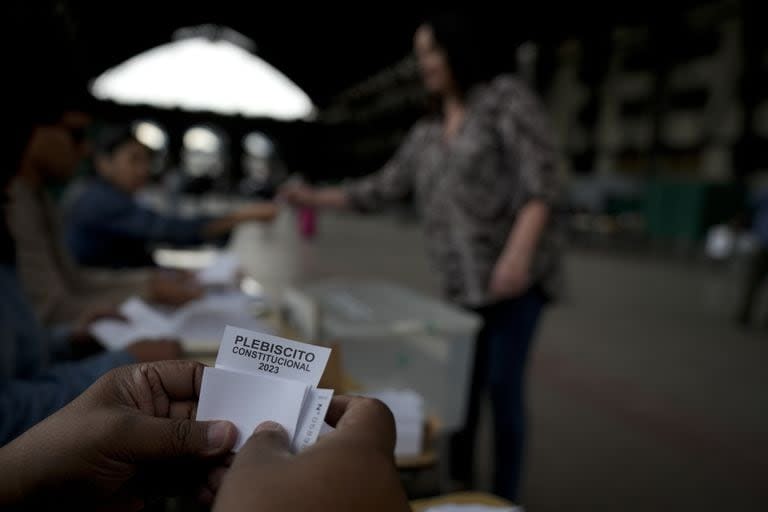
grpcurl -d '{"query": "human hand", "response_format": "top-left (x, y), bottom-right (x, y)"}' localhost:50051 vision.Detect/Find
top-left (213, 396), bottom-right (409, 512)
top-left (277, 181), bottom-right (317, 208)
top-left (148, 269), bottom-right (204, 306)
top-left (234, 202), bottom-right (279, 223)
top-left (71, 305), bottom-right (126, 342)
top-left (0, 360), bottom-right (237, 510)
top-left (489, 252), bottom-right (532, 300)
top-left (125, 339), bottom-right (184, 362)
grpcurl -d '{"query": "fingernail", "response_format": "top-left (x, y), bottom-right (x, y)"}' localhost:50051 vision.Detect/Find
top-left (206, 421), bottom-right (232, 450)
top-left (254, 421), bottom-right (284, 435)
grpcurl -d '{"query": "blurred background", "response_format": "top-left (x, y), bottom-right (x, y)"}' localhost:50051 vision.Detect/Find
top-left (9, 0), bottom-right (768, 510)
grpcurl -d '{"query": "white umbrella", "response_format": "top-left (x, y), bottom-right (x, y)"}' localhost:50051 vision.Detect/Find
top-left (91, 36), bottom-right (315, 121)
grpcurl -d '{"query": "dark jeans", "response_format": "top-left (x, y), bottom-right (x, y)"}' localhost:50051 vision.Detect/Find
top-left (450, 286), bottom-right (546, 502)
top-left (738, 248), bottom-right (768, 325)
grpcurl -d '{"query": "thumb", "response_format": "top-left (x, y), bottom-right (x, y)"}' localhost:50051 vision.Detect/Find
top-left (236, 421), bottom-right (291, 466)
top-left (125, 417), bottom-right (237, 460)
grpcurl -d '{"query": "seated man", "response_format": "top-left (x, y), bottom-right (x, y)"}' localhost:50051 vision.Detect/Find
top-left (65, 125), bottom-right (278, 269)
top-left (8, 113), bottom-right (204, 326)
top-left (1, 108), bottom-right (180, 444)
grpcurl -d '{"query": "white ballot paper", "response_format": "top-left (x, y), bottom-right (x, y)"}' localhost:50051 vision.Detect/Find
top-left (197, 326), bottom-right (334, 452)
top-left (90, 295), bottom-right (272, 352)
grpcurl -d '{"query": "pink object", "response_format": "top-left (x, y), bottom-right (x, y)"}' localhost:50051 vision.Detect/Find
top-left (298, 206), bottom-right (317, 239)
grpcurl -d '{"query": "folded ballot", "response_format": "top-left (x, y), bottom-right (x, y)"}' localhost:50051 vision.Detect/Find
top-left (196, 325), bottom-right (334, 451)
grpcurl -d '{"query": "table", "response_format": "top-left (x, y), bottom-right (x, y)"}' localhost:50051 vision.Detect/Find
top-left (410, 492), bottom-right (515, 511)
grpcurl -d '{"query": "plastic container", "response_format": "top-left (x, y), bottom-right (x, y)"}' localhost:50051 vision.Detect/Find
top-left (300, 280), bottom-right (480, 432)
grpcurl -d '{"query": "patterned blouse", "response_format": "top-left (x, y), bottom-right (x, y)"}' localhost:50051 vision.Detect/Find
top-left (346, 75), bottom-right (563, 308)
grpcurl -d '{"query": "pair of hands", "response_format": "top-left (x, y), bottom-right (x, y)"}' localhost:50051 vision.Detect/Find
top-left (0, 361), bottom-right (408, 512)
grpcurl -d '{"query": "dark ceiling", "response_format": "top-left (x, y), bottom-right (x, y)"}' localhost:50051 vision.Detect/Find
top-left (51, 1), bottom-right (708, 108)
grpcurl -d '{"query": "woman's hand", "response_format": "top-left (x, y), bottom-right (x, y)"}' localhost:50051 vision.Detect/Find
top-left (278, 181), bottom-right (318, 208)
top-left (213, 396), bottom-right (410, 512)
top-left (234, 202), bottom-right (279, 223)
top-left (0, 360), bottom-right (237, 510)
top-left (489, 252), bottom-right (532, 300)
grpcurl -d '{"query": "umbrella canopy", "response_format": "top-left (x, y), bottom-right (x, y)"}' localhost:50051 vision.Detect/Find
top-left (91, 35), bottom-right (316, 121)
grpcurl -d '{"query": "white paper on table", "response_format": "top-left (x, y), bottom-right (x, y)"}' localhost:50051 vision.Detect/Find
top-left (90, 297), bottom-right (173, 350)
top-left (196, 252), bottom-right (240, 286)
top-left (173, 293), bottom-right (272, 351)
top-left (215, 325), bottom-right (331, 386)
top-left (196, 367), bottom-right (310, 451)
top-left (89, 294), bottom-right (274, 351)
top-left (291, 387), bottom-right (334, 453)
top-left (364, 389), bottom-right (425, 457)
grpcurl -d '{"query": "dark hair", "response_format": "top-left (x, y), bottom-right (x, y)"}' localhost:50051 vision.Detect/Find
top-left (424, 11), bottom-right (513, 95)
top-left (93, 125), bottom-right (148, 158)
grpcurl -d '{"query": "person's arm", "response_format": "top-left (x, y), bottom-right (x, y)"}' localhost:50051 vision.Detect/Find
top-left (91, 195), bottom-right (277, 247)
top-left (279, 182), bottom-right (351, 210)
top-left (280, 124), bottom-right (426, 213)
top-left (200, 203), bottom-right (279, 239)
top-left (489, 79), bottom-right (559, 300)
top-left (490, 200), bottom-right (550, 299)
top-left (0, 350), bottom-right (135, 444)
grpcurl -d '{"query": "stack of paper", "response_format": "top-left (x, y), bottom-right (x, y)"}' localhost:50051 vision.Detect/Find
top-left (196, 326), bottom-right (334, 452)
top-left (366, 389), bottom-right (425, 457)
top-left (90, 293), bottom-right (272, 352)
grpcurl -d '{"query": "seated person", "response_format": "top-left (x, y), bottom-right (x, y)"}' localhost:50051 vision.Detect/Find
top-left (0, 360), bottom-right (409, 511)
top-left (1, 1), bottom-right (181, 447)
top-left (0, 260), bottom-right (180, 444)
top-left (2, 113), bottom-right (180, 445)
top-left (66, 125), bottom-right (278, 269)
top-left (8, 113), bottom-right (204, 326)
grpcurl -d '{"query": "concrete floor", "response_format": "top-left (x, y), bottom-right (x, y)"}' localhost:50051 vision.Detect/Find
top-left (233, 210), bottom-right (767, 512)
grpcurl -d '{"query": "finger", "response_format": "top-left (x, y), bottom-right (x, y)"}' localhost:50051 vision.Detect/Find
top-left (324, 396), bottom-right (396, 454)
top-left (133, 360), bottom-right (206, 401)
top-left (124, 416), bottom-right (237, 460)
top-left (235, 421), bottom-right (291, 467)
top-left (169, 400), bottom-right (197, 420)
top-left (206, 464), bottom-right (228, 492)
top-left (196, 486), bottom-right (215, 507)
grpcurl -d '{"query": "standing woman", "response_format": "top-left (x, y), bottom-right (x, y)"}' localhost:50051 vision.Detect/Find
top-left (280, 13), bottom-right (562, 501)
